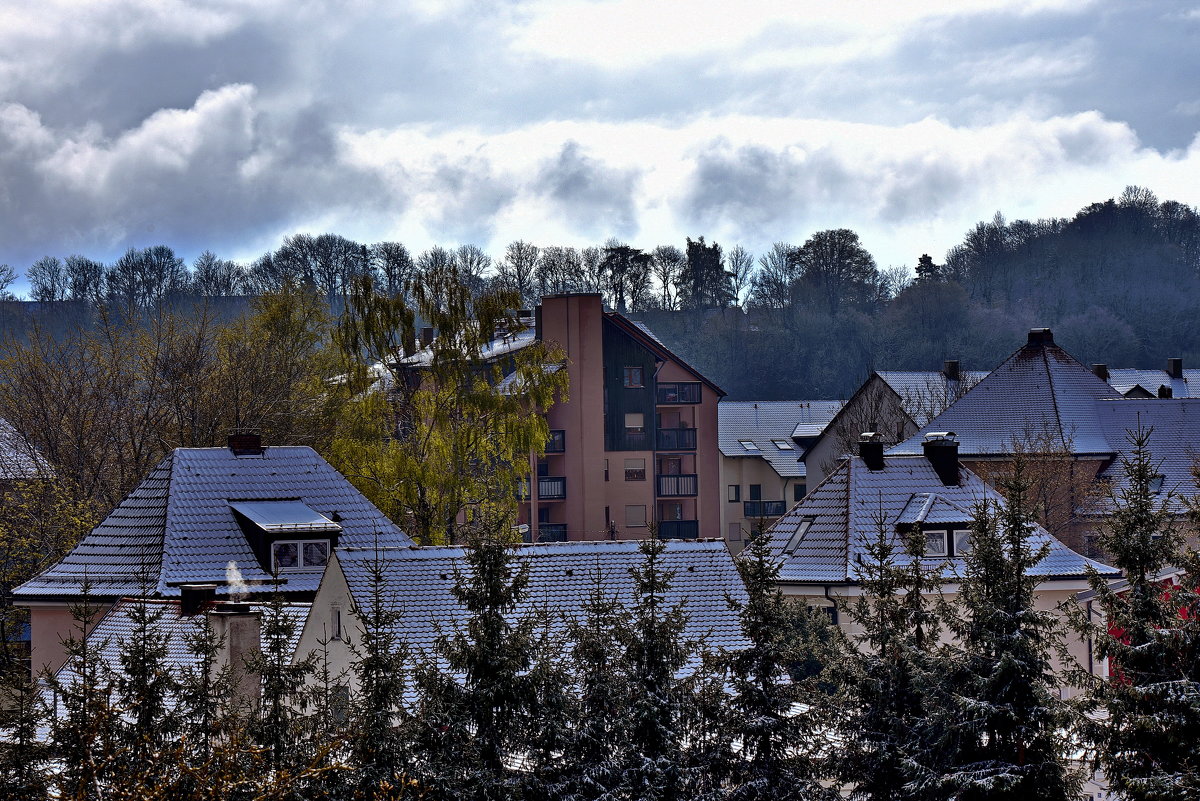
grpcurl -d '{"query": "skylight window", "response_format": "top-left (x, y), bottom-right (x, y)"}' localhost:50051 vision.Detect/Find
top-left (229, 500), bottom-right (342, 534)
top-left (739, 440), bottom-right (759, 451)
top-left (784, 518), bottom-right (813, 554)
top-left (772, 439), bottom-right (793, 450)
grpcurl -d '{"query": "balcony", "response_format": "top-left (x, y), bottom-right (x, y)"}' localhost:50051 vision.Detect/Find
top-left (656, 382), bottom-right (702, 405)
top-left (656, 427), bottom-right (697, 450)
top-left (537, 523), bottom-right (568, 542)
top-left (545, 429), bottom-right (566, 453)
top-left (656, 474), bottom-right (698, 497)
top-left (658, 520), bottom-right (699, 539)
top-left (538, 476), bottom-right (567, 500)
top-left (744, 500), bottom-right (787, 518)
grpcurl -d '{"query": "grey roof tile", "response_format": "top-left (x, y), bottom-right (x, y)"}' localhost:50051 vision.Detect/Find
top-left (719, 401), bottom-right (843, 478)
top-left (336, 540), bottom-right (750, 661)
top-left (16, 446), bottom-right (412, 600)
top-left (1106, 368), bottom-right (1200, 398)
top-left (876, 371), bottom-right (990, 426)
top-left (765, 455), bottom-right (1117, 584)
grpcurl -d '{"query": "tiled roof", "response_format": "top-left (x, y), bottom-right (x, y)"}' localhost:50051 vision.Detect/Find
top-left (764, 454), bottom-right (1117, 584)
top-left (49, 598), bottom-right (308, 703)
top-left (876, 371), bottom-right (990, 426)
top-left (890, 335), bottom-right (1122, 457)
top-left (16, 446), bottom-right (412, 600)
top-left (719, 401), bottom-right (844, 478)
top-left (1092, 398), bottom-right (1200, 512)
top-left (1106, 368), bottom-right (1200, 398)
top-left (335, 540), bottom-right (750, 663)
top-left (629, 320), bottom-right (667, 349)
top-left (0, 417), bottom-right (50, 480)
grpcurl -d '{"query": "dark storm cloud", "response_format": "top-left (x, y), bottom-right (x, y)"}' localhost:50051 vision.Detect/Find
top-left (534, 141), bottom-right (641, 237)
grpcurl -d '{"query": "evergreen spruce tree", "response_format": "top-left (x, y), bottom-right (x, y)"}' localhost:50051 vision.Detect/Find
top-left (615, 536), bottom-right (694, 801)
top-left (47, 579), bottom-right (122, 799)
top-left (929, 457), bottom-right (1079, 800)
top-left (835, 507), bottom-right (950, 801)
top-left (555, 567), bottom-right (632, 801)
top-left (412, 507), bottom-right (540, 800)
top-left (0, 663), bottom-right (49, 800)
top-left (724, 530), bottom-right (836, 801)
top-left (113, 595), bottom-right (181, 783)
top-left (346, 551), bottom-right (416, 798)
top-left (1081, 426), bottom-right (1200, 799)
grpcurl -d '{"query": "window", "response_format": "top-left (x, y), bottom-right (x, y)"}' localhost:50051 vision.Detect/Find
top-left (739, 440), bottom-right (759, 451)
top-left (794, 483), bottom-right (806, 502)
top-left (623, 366), bottom-right (644, 387)
top-left (727, 484), bottom-right (741, 502)
top-left (924, 530), bottom-right (949, 558)
top-left (604, 459), bottom-right (609, 481)
top-left (784, 518), bottom-right (813, 554)
top-left (728, 522), bottom-right (743, 542)
top-left (772, 439), bottom-right (793, 450)
top-left (625, 505), bottom-right (647, 527)
top-left (331, 606), bottom-right (343, 640)
top-left (1150, 474), bottom-right (1166, 493)
top-left (271, 539), bottom-right (330, 572)
top-left (624, 413), bottom-right (645, 434)
top-left (749, 484), bottom-right (762, 501)
top-left (624, 458), bottom-right (646, 481)
top-left (953, 529), bottom-right (973, 556)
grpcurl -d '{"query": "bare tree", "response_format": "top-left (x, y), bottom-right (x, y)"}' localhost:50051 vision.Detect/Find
top-left (726, 245), bottom-right (755, 307)
top-left (498, 240), bottom-right (539, 307)
top-left (651, 245), bottom-right (685, 310)
top-left (27, 257), bottom-right (70, 302)
top-left (749, 242), bottom-right (797, 309)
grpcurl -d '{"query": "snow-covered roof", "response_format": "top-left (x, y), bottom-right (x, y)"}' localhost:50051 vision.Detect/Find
top-left (16, 446), bottom-right (412, 600)
top-left (719, 401), bottom-right (844, 478)
top-left (0, 417), bottom-right (50, 480)
top-left (875, 371), bottom-right (989, 427)
top-left (765, 454), bottom-right (1117, 585)
top-left (1106, 368), bottom-right (1200, 398)
top-left (335, 539), bottom-right (750, 660)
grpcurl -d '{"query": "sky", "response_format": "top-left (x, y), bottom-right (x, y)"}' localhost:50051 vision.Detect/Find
top-left (2, 0), bottom-right (1199, 292)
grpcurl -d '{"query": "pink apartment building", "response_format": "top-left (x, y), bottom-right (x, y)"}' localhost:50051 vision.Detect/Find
top-left (522, 293), bottom-right (725, 542)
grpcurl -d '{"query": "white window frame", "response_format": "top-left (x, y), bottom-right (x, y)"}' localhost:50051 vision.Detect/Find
top-left (271, 539), bottom-right (330, 572)
top-left (624, 412), bottom-right (645, 434)
top-left (924, 529), bottom-right (949, 558)
top-left (772, 439), bottom-right (793, 450)
top-left (953, 529), bottom-right (973, 556)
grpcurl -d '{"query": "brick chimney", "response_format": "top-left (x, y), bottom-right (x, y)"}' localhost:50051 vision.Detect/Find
top-left (858, 432), bottom-right (885, 471)
top-left (420, 327), bottom-right (435, 348)
top-left (210, 604), bottom-right (262, 703)
top-left (942, 360), bottom-right (960, 381)
top-left (227, 433), bottom-right (263, 456)
top-left (922, 432), bottom-right (959, 486)
top-left (1092, 363), bottom-right (1109, 381)
top-left (1027, 328), bottom-right (1054, 346)
top-left (179, 584), bottom-right (216, 616)
top-left (1168, 358), bottom-right (1184, 379)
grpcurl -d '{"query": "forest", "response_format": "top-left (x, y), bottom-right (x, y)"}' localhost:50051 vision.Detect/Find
top-left (2, 185), bottom-right (1199, 401)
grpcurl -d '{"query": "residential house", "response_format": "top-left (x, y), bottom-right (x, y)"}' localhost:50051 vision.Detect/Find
top-left (14, 434), bottom-right (412, 676)
top-left (1096, 357), bottom-right (1200, 398)
top-left (718, 400), bottom-right (843, 552)
top-left (296, 539), bottom-right (749, 694)
top-left (520, 293), bottom-right (726, 542)
top-left (888, 328), bottom-right (1200, 553)
top-left (765, 434), bottom-right (1119, 678)
top-left (801, 361), bottom-right (987, 490)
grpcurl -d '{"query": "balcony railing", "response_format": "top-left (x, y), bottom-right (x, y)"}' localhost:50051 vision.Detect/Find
top-left (656, 427), bottom-right (697, 450)
top-left (538, 476), bottom-right (567, 500)
top-left (658, 520), bottom-right (699, 539)
top-left (744, 500), bottom-right (787, 518)
top-left (656, 382), bottom-right (702, 404)
top-left (537, 523), bottom-right (568, 542)
top-left (657, 474), bottom-right (698, 497)
top-left (545, 429), bottom-right (566, 453)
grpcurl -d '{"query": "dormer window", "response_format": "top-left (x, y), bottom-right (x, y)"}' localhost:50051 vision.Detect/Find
top-left (272, 540), bottom-right (330, 572)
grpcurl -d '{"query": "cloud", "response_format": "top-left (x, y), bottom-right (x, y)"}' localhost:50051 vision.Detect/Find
top-left (534, 141), bottom-right (641, 237)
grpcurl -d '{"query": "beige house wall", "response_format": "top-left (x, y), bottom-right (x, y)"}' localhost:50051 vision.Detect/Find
top-left (25, 601), bottom-right (112, 676)
top-left (294, 555), bottom-right (357, 690)
top-left (720, 455), bottom-right (802, 554)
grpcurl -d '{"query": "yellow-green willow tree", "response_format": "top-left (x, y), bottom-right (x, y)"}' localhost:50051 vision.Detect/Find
top-left (330, 262), bottom-right (568, 545)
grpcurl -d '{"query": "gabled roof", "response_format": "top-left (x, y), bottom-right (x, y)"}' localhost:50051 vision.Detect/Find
top-left (1106, 368), bottom-right (1200, 399)
top-left (890, 331), bottom-right (1122, 457)
top-left (16, 446), bottom-right (412, 600)
top-left (1092, 398), bottom-right (1200, 511)
top-left (765, 454), bottom-right (1117, 584)
top-left (875, 371), bottom-right (989, 427)
top-left (719, 401), bottom-right (844, 478)
top-left (607, 313), bottom-right (725, 396)
top-left (334, 540), bottom-right (749, 661)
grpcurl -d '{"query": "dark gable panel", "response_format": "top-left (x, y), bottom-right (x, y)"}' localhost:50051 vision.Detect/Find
top-left (602, 317), bottom-right (657, 451)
